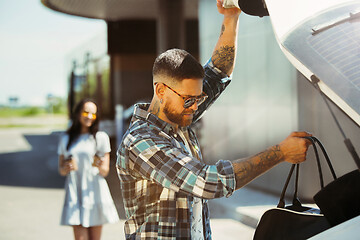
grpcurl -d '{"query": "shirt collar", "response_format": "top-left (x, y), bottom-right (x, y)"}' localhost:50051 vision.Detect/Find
top-left (132, 103), bottom-right (179, 135)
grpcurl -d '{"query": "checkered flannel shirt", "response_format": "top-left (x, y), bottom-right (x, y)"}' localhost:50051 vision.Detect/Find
top-left (117, 61), bottom-right (236, 240)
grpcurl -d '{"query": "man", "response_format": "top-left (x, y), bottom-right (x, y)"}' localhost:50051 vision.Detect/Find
top-left (117, 1), bottom-right (311, 239)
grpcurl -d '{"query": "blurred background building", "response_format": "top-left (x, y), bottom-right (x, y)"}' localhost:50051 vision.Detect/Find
top-left (41, 0), bottom-right (360, 200)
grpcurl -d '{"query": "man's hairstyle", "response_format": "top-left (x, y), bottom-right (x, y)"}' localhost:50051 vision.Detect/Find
top-left (152, 49), bottom-right (204, 81)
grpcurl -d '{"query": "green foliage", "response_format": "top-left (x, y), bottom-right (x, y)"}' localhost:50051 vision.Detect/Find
top-left (0, 107), bottom-right (44, 117)
top-left (47, 97), bottom-right (67, 114)
top-left (0, 96), bottom-right (68, 117)
top-left (22, 107), bottom-right (43, 116)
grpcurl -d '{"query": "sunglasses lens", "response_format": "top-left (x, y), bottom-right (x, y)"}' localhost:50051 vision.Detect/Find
top-left (197, 96), bottom-right (207, 106)
top-left (183, 95), bottom-right (207, 108)
top-left (82, 111), bottom-right (96, 119)
top-left (184, 99), bottom-right (195, 108)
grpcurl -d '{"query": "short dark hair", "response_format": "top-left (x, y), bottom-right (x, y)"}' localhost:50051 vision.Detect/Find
top-left (153, 49), bottom-right (204, 81)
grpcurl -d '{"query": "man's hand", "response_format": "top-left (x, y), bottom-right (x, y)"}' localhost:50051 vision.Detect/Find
top-left (217, 0), bottom-right (242, 17)
top-left (279, 131), bottom-right (312, 164)
top-left (232, 131), bottom-right (312, 189)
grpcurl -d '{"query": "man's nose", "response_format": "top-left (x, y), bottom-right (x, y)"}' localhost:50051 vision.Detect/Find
top-left (189, 102), bottom-right (198, 111)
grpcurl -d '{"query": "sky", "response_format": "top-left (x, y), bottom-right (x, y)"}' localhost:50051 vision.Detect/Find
top-left (0, 0), bottom-right (106, 106)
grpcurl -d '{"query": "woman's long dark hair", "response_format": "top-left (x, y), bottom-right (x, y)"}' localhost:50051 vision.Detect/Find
top-left (66, 98), bottom-right (100, 150)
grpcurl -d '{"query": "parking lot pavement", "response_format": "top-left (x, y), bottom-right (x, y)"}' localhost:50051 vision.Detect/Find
top-left (0, 185), bottom-right (255, 240)
top-left (0, 185), bottom-right (124, 240)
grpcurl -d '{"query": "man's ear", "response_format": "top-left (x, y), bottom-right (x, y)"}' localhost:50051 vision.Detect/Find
top-left (155, 82), bottom-right (166, 99)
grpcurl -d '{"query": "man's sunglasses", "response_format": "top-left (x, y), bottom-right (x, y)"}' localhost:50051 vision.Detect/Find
top-left (155, 82), bottom-right (208, 108)
top-left (81, 111), bottom-right (97, 119)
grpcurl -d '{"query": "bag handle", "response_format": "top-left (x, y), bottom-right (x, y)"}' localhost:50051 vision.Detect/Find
top-left (277, 164), bottom-right (302, 208)
top-left (311, 136), bottom-right (337, 180)
top-left (277, 136), bottom-right (337, 208)
top-left (308, 136), bottom-right (325, 188)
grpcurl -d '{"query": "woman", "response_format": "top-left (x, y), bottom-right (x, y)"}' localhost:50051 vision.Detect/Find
top-left (58, 99), bottom-right (119, 240)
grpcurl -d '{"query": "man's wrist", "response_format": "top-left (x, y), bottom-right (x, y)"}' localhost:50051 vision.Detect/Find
top-left (269, 145), bottom-right (285, 162)
top-left (222, 15), bottom-right (239, 29)
top-left (223, 13), bottom-right (241, 19)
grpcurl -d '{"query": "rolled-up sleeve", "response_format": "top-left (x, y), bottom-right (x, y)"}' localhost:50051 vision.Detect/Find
top-left (193, 60), bottom-right (232, 122)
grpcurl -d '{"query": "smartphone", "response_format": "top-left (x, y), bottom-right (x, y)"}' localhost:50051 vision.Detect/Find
top-left (65, 154), bottom-right (73, 161)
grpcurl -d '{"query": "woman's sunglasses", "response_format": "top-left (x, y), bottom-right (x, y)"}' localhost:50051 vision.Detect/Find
top-left (81, 111), bottom-right (97, 120)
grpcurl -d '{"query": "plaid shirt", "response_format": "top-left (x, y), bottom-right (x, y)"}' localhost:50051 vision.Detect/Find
top-left (117, 61), bottom-right (236, 240)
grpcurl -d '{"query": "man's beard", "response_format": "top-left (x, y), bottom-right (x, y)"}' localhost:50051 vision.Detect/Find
top-left (163, 101), bottom-right (195, 127)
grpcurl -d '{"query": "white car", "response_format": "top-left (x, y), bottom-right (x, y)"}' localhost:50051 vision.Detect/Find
top-left (239, 0), bottom-right (360, 238)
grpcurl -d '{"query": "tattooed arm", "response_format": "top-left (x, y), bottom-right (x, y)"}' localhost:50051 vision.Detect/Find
top-left (211, 0), bottom-right (241, 76)
top-left (191, 1), bottom-right (241, 122)
top-left (232, 132), bottom-right (312, 190)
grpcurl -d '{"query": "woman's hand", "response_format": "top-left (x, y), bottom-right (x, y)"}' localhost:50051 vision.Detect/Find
top-left (93, 153), bottom-right (110, 177)
top-left (93, 155), bottom-right (104, 167)
top-left (59, 155), bottom-right (77, 176)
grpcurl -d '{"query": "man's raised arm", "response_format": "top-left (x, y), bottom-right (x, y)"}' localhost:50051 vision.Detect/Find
top-left (211, 0), bottom-right (241, 76)
top-left (192, 1), bottom-right (241, 122)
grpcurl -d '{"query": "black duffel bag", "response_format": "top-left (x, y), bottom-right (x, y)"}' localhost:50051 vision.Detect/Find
top-left (254, 136), bottom-right (335, 240)
top-left (310, 137), bottom-right (360, 227)
top-left (254, 136), bottom-right (360, 239)
top-left (253, 162), bottom-right (331, 240)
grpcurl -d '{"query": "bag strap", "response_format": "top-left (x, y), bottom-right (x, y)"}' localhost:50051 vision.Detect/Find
top-left (277, 164), bottom-right (296, 208)
top-left (277, 136), bottom-right (337, 208)
top-left (292, 163), bottom-right (302, 207)
top-left (277, 164), bottom-right (303, 208)
top-left (311, 136), bottom-right (337, 180)
top-left (307, 136), bottom-right (325, 188)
